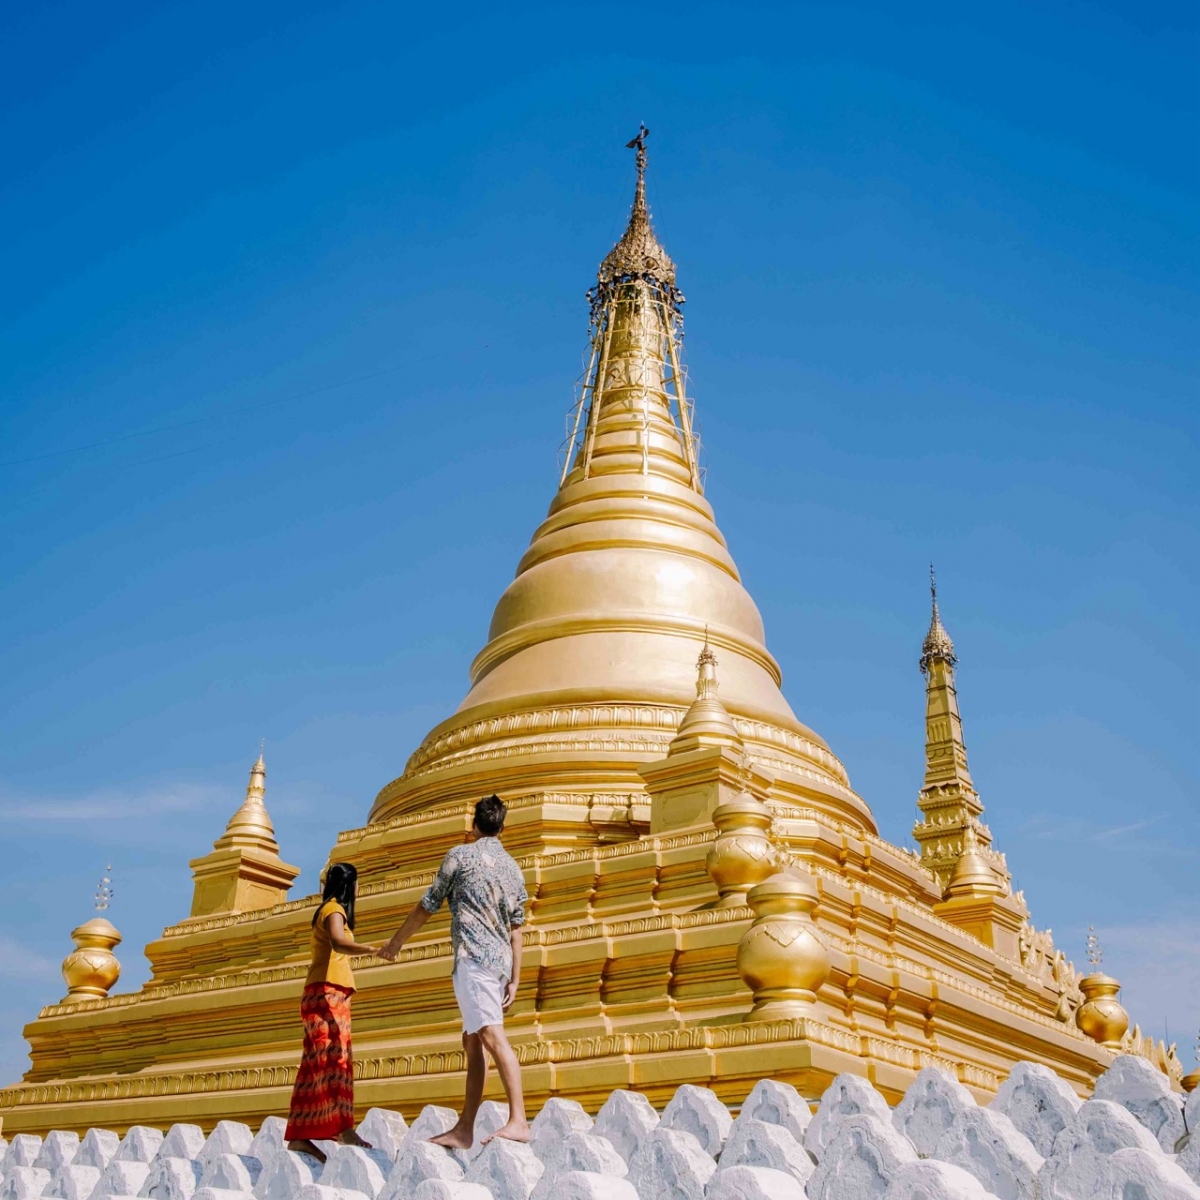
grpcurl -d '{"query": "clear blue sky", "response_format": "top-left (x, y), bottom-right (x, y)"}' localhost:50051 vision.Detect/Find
top-left (1, 0), bottom-right (1197, 1086)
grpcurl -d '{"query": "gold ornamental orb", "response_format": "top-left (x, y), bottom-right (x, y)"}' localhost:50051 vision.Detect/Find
top-left (737, 870), bottom-right (830, 1021)
top-left (61, 917), bottom-right (122, 1001)
top-left (1075, 972), bottom-right (1129, 1050)
top-left (1181, 1069), bottom-right (1200, 1094)
top-left (707, 794), bottom-right (777, 906)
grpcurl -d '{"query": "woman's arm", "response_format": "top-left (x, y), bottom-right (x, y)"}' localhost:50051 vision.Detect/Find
top-left (325, 912), bottom-right (378, 957)
top-left (503, 926), bottom-right (522, 1009)
top-left (379, 901), bottom-right (431, 961)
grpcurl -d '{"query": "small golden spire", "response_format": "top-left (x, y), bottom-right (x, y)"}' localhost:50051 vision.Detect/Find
top-left (215, 749), bottom-right (277, 847)
top-left (598, 124), bottom-right (676, 286)
top-left (920, 564), bottom-right (957, 675)
top-left (943, 820), bottom-right (1003, 899)
top-left (670, 635), bottom-right (742, 751)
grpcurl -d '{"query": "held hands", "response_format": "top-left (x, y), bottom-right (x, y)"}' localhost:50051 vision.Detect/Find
top-left (377, 938), bottom-right (402, 962)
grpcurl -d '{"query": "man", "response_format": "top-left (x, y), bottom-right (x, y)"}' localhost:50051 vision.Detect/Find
top-left (381, 794), bottom-right (530, 1146)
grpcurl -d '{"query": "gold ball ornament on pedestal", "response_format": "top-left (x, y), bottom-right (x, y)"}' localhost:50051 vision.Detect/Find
top-left (737, 869), bottom-right (830, 1021)
top-left (707, 790), bottom-right (778, 907)
top-left (61, 917), bottom-right (122, 1001)
top-left (1075, 926), bottom-right (1129, 1051)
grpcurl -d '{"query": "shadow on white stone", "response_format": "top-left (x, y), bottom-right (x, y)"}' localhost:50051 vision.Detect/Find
top-left (1177, 1124), bottom-right (1200, 1185)
top-left (36, 1133), bottom-right (81, 1171)
top-left (413, 1183), bottom-right (494, 1200)
top-left (467, 1106), bottom-right (511, 1162)
top-left (531, 1132), bottom-right (626, 1200)
top-left (467, 1139), bottom-right (544, 1200)
top-left (191, 1188), bottom-right (257, 1200)
top-left (320, 1146), bottom-right (391, 1199)
top-left (253, 1151), bottom-right (318, 1200)
top-left (1038, 1098), bottom-right (1165, 1200)
top-left (989, 1063), bottom-right (1081, 1159)
top-left (594, 1093), bottom-right (659, 1166)
top-left (531, 1099), bottom-right (594, 1147)
top-left (48, 1162), bottom-right (102, 1200)
top-left (1094, 1055), bottom-right (1186, 1152)
top-left (931, 1106), bottom-right (1042, 1200)
top-left (405, 1107), bottom-right (461, 1151)
top-left (117, 1132), bottom-right (164, 1166)
top-left (719, 1120), bottom-right (813, 1188)
top-left (882, 1160), bottom-right (1003, 1200)
top-left (806, 1113), bottom-right (918, 1200)
top-left (139, 1156), bottom-right (203, 1200)
top-left (627, 1128), bottom-right (716, 1200)
top-left (706, 1164), bottom-right (805, 1200)
top-left (892, 1069), bottom-right (976, 1159)
top-left (736, 1081), bottom-right (812, 1145)
top-left (7, 1137), bottom-right (42, 1169)
top-left (247, 1121), bottom-right (286, 1171)
top-left (805, 1075), bottom-right (895, 1164)
top-left (91, 1158), bottom-right (152, 1200)
top-left (76, 1133), bottom-right (122, 1172)
top-left (356, 1112), bottom-right (408, 1163)
top-left (661, 1086), bottom-right (733, 1159)
top-left (198, 1128), bottom-right (253, 1170)
top-left (1, 1166), bottom-right (51, 1200)
top-left (1093, 1147), bottom-right (1200, 1200)
top-left (157, 1130), bottom-right (206, 1166)
top-left (292, 1185), bottom-right (371, 1200)
top-left (198, 1154), bottom-right (260, 1194)
top-left (551, 1171), bottom-right (639, 1200)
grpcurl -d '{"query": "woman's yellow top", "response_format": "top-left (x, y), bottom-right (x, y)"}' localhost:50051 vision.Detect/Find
top-left (305, 899), bottom-right (355, 991)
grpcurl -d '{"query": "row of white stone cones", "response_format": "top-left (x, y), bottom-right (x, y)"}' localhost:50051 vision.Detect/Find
top-left (2, 1055), bottom-right (1199, 1200)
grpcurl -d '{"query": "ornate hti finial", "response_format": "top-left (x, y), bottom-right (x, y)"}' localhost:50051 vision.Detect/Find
top-left (93, 865), bottom-right (114, 912)
top-left (62, 872), bottom-right (122, 1002)
top-left (598, 124), bottom-right (676, 288)
top-left (920, 563), bottom-right (958, 675)
top-left (1076, 927), bottom-right (1128, 1050)
top-left (1086, 926), bottom-right (1103, 969)
top-left (696, 627), bottom-right (718, 698)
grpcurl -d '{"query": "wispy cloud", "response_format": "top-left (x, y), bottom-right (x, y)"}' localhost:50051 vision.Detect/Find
top-left (0, 782), bottom-right (221, 821)
top-left (1017, 812), bottom-right (1173, 846)
top-left (0, 934), bottom-right (62, 983)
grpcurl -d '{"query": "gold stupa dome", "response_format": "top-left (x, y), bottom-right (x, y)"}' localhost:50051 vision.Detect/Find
top-left (943, 821), bottom-right (1004, 899)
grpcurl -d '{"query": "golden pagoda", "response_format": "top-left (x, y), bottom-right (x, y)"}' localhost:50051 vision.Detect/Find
top-left (1, 133), bottom-right (1181, 1135)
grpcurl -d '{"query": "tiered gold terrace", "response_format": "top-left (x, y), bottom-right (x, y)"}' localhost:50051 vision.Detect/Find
top-left (1, 140), bottom-right (1178, 1136)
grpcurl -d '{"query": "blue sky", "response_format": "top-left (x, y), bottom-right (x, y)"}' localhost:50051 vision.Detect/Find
top-left (1, 0), bottom-right (1197, 1086)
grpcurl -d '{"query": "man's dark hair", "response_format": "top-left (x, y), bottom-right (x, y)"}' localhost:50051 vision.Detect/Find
top-left (474, 794), bottom-right (507, 836)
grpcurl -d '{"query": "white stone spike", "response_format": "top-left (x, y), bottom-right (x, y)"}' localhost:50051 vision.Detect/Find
top-left (892, 1068), bottom-right (977, 1158)
top-left (706, 1165), bottom-right (807, 1200)
top-left (660, 1086), bottom-right (733, 1159)
top-left (989, 1062), bottom-right (1082, 1158)
top-left (735, 1081), bottom-right (812, 1143)
top-left (627, 1128), bottom-right (715, 1200)
top-left (466, 1139), bottom-right (544, 1200)
top-left (593, 1092), bottom-right (659, 1165)
top-left (718, 1121), bottom-right (813, 1189)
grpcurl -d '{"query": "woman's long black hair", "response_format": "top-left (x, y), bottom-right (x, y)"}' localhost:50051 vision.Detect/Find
top-left (315, 861), bottom-right (357, 929)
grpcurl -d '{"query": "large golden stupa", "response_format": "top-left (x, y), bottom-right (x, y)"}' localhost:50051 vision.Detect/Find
top-left (1, 135), bottom-right (1180, 1135)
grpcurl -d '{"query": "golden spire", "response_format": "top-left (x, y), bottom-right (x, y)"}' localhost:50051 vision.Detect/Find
top-left (598, 124), bottom-right (676, 287)
top-left (920, 565), bottom-right (957, 675)
top-left (214, 748), bottom-right (278, 850)
top-left (943, 820), bottom-right (1003, 899)
top-left (670, 631), bottom-right (742, 752)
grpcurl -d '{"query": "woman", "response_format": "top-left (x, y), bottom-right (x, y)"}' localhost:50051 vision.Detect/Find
top-left (285, 861), bottom-right (380, 1161)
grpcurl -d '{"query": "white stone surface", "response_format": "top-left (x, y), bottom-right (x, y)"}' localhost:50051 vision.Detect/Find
top-left (6, 1138), bottom-right (42, 1169)
top-left (531, 1098), bottom-right (594, 1147)
top-left (626, 1128), bottom-right (715, 1200)
top-left (116, 1132), bottom-right (164, 1166)
top-left (92, 1159), bottom-right (153, 1199)
top-left (413, 1183), bottom-right (494, 1200)
top-left (1038, 1098), bottom-right (1165, 1200)
top-left (0, 1141), bottom-right (7, 1169)
top-left (931, 1106), bottom-right (1042, 1200)
top-left (191, 1190), bottom-right (255, 1200)
top-left (531, 1132), bottom-right (627, 1200)
top-left (48, 1163), bottom-right (102, 1200)
top-left (197, 1156), bottom-right (260, 1194)
top-left (76, 1133), bottom-right (121, 1172)
top-left (988, 1062), bottom-right (1081, 1159)
top-left (467, 1138), bottom-right (544, 1200)
top-left (593, 1092), bottom-right (659, 1166)
top-left (381, 1142), bottom-right (465, 1200)
top-left (198, 1128), bottom-right (254, 1170)
top-left (806, 1113), bottom-right (919, 1200)
top-left (140, 1157), bottom-right (203, 1200)
top-left (1177, 1124), bottom-right (1200, 1184)
top-left (246, 1122), bottom-right (286, 1172)
top-left (706, 1165), bottom-right (806, 1200)
top-left (551, 1172), bottom-right (639, 1200)
top-left (292, 1186), bottom-right (370, 1200)
top-left (37, 1132), bottom-right (82, 1171)
top-left (467, 1103), bottom-right (511, 1160)
top-left (252, 1152), bottom-right (318, 1200)
top-left (883, 1160), bottom-right (1003, 1200)
top-left (355, 1112), bottom-right (408, 1163)
top-left (156, 1130), bottom-right (206, 1166)
top-left (404, 1106), bottom-right (461, 1151)
top-left (0, 1166), bottom-right (50, 1200)
top-left (1187, 1085), bottom-right (1200, 1140)
top-left (320, 1147), bottom-right (391, 1199)
top-left (719, 1120), bottom-right (813, 1188)
top-left (892, 1069), bottom-right (976, 1159)
top-left (804, 1074), bottom-right (895, 1164)
top-left (736, 1081), bottom-right (812, 1144)
top-left (660, 1086), bottom-right (732, 1159)
top-left (1093, 1147), bottom-right (1200, 1200)
top-left (1093, 1054), bottom-right (1186, 1152)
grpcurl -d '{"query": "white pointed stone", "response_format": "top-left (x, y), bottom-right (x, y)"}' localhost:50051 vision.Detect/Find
top-left (705, 1165), bottom-right (806, 1200)
top-left (252, 1152), bottom-right (318, 1200)
top-left (466, 1105), bottom-right (511, 1162)
top-left (292, 1186), bottom-right (370, 1200)
top-left (804, 1075), bottom-right (894, 1163)
top-left (549, 1173), bottom-right (638, 1200)
top-left (0, 1168), bottom-right (51, 1200)
top-left (719, 1120), bottom-right (813, 1188)
top-left (931, 1106), bottom-right (1043, 1200)
top-left (531, 1099), bottom-right (594, 1148)
top-left (198, 1129), bottom-right (253, 1171)
top-left (197, 1156), bottom-right (260, 1194)
top-left (403, 1107), bottom-right (462, 1154)
top-left (0, 1141), bottom-right (7, 1169)
top-left (627, 1128), bottom-right (716, 1200)
top-left (660, 1086), bottom-right (733, 1159)
top-left (1094, 1055), bottom-right (1186, 1152)
top-left (7, 1138), bottom-right (42, 1169)
top-left (413, 1184), bottom-right (495, 1200)
top-left (1186, 1086), bottom-right (1200, 1140)
top-left (467, 1139), bottom-right (544, 1200)
top-left (593, 1093), bottom-right (659, 1166)
top-left (48, 1163), bottom-right (102, 1200)
top-left (989, 1062), bottom-right (1082, 1159)
top-left (1177, 1125), bottom-right (1200, 1184)
top-left (116, 1133), bottom-right (164, 1166)
top-left (191, 1189), bottom-right (257, 1200)
top-left (156, 1131), bottom-right (206, 1167)
top-left (37, 1134), bottom-right (81, 1171)
top-left (382, 1142), bottom-right (465, 1200)
top-left (75, 1134), bottom-right (121, 1172)
top-left (736, 1081), bottom-right (812, 1144)
top-left (320, 1147), bottom-right (391, 1199)
top-left (1093, 1147), bottom-right (1200, 1200)
top-left (531, 1133), bottom-right (626, 1200)
top-left (883, 1160), bottom-right (1003, 1200)
top-left (1038, 1098), bottom-right (1165, 1200)
top-left (246, 1123), bottom-right (286, 1173)
top-left (92, 1160), bottom-right (152, 1200)
top-left (805, 1114), bottom-right (918, 1200)
top-left (355, 1112), bottom-right (408, 1164)
top-left (892, 1068), bottom-right (976, 1159)
top-left (139, 1157), bottom-right (203, 1200)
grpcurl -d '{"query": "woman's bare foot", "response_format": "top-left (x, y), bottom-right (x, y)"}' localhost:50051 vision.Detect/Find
top-left (288, 1139), bottom-right (327, 1163)
top-left (336, 1129), bottom-right (373, 1148)
top-left (430, 1124), bottom-right (474, 1150)
top-left (483, 1119), bottom-right (532, 1144)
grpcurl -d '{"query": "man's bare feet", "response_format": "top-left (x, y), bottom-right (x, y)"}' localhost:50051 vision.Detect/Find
top-left (336, 1129), bottom-right (373, 1148)
top-left (429, 1124), bottom-right (474, 1150)
top-left (483, 1120), bottom-right (532, 1145)
top-left (288, 1139), bottom-right (327, 1163)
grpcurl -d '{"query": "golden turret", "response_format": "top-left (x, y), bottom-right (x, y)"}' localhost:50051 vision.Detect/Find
top-left (187, 751), bottom-right (300, 918)
top-left (943, 821), bottom-right (1004, 899)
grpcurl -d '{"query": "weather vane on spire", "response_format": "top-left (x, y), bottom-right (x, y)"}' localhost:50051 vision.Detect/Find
top-left (625, 123), bottom-right (649, 175)
top-left (94, 865), bottom-right (114, 912)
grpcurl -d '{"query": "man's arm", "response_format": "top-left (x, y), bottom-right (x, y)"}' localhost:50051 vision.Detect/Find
top-left (379, 901), bottom-right (431, 961)
top-left (503, 925), bottom-right (522, 1009)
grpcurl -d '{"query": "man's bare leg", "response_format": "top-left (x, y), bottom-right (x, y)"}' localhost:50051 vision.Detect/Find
top-left (478, 1024), bottom-right (530, 1143)
top-left (430, 1031), bottom-right (487, 1149)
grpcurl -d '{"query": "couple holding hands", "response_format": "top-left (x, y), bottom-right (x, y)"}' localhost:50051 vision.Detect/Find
top-left (284, 795), bottom-right (529, 1161)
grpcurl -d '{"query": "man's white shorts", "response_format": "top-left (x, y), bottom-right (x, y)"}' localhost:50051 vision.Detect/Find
top-left (452, 959), bottom-right (507, 1035)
